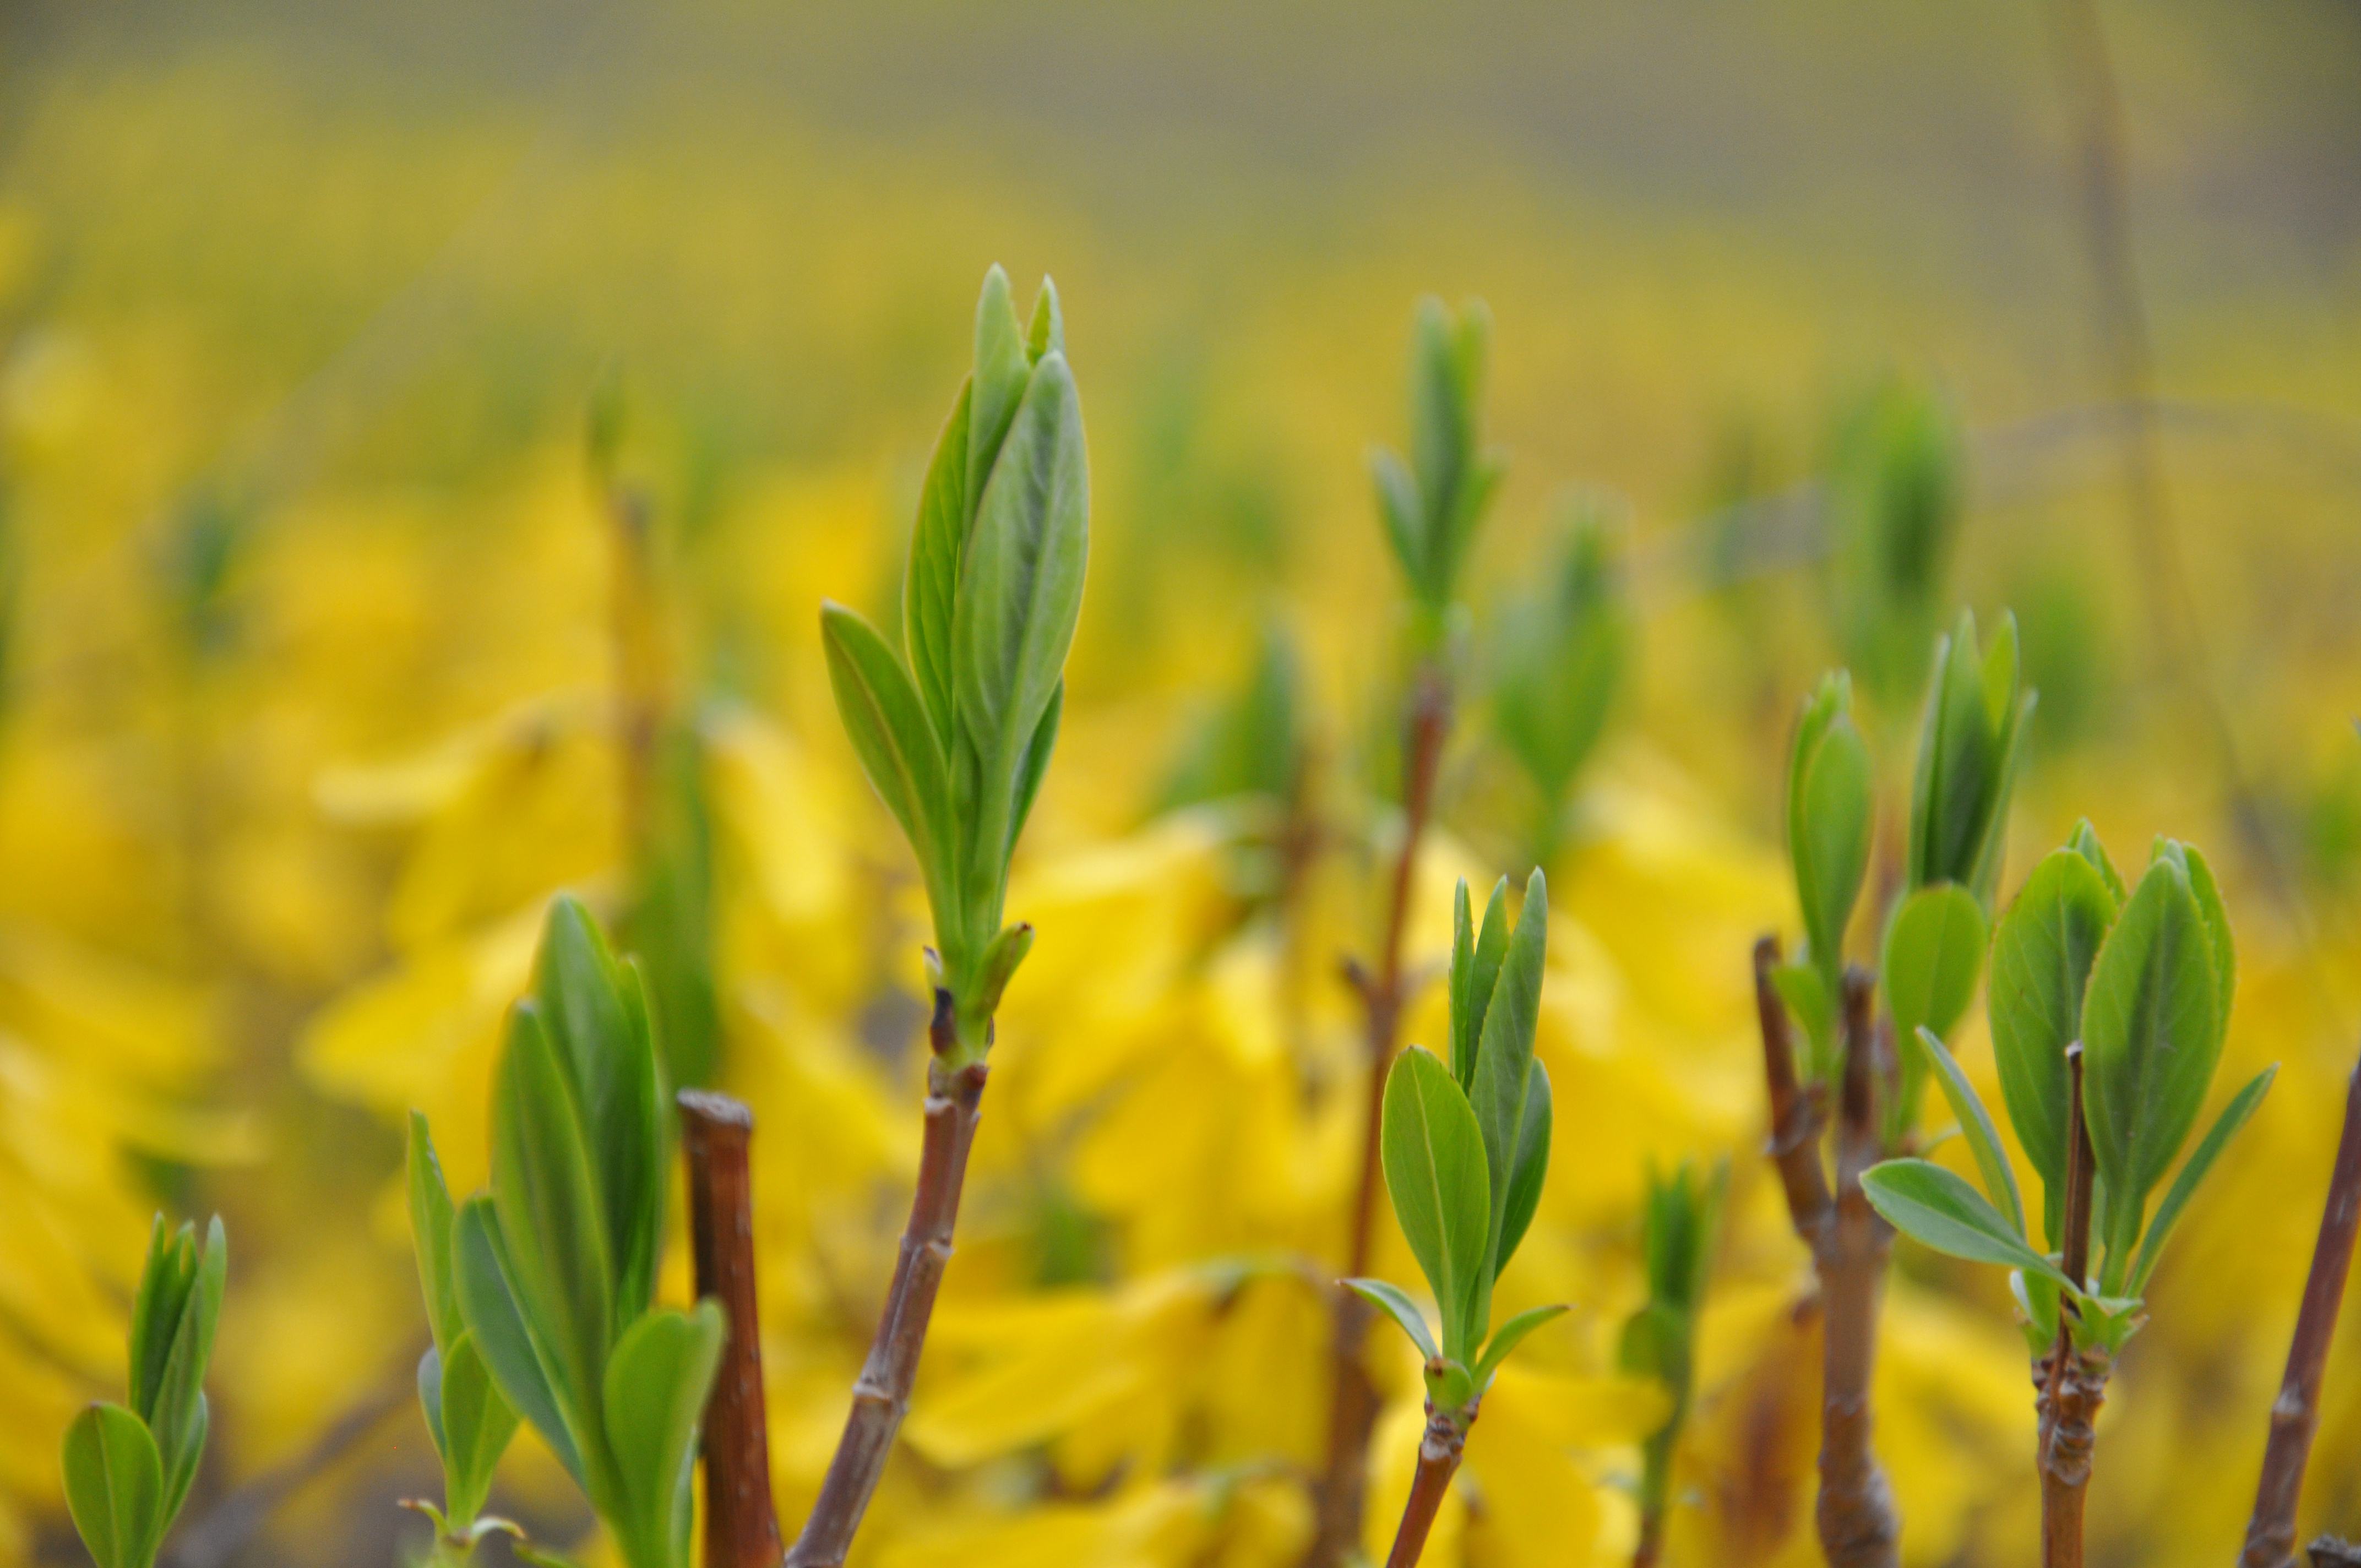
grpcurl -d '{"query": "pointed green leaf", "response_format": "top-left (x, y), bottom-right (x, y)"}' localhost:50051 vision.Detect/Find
top-left (967, 265), bottom-right (1030, 504)
top-left (2129, 1065), bottom-right (2275, 1293)
top-left (1005, 679), bottom-right (1062, 858)
top-left (1988, 845), bottom-right (2119, 1241)
top-left (145, 1217), bottom-right (222, 1524)
top-left (1473, 1303), bottom-right (1570, 1388)
top-left (1493, 1060), bottom-right (1552, 1273)
top-left (62, 1404), bottom-right (163, 1568)
top-left (488, 1003), bottom-right (613, 1446)
top-left (453, 1196), bottom-right (584, 1486)
top-left (953, 352), bottom-right (1088, 846)
top-left (1025, 277), bottom-right (1064, 363)
top-left (1908, 612), bottom-right (1996, 890)
top-left (410, 1113), bottom-right (462, 1354)
top-left (904, 380), bottom-right (972, 746)
top-left (1344, 1278), bottom-right (1439, 1362)
top-left (2179, 841), bottom-right (2236, 1032)
top-left (440, 1331), bottom-right (520, 1528)
top-left (821, 601), bottom-right (955, 905)
top-left (420, 1345), bottom-right (448, 1461)
top-left (1910, 1028), bottom-right (2024, 1238)
top-left (1469, 872), bottom-right (1548, 1277)
top-left (2068, 818), bottom-right (2127, 903)
top-left (1379, 1046), bottom-right (1490, 1364)
top-left (127, 1219), bottom-right (192, 1425)
top-left (2081, 855), bottom-right (2223, 1260)
top-left (1452, 878), bottom-right (1510, 1092)
top-left (1860, 1159), bottom-right (2072, 1287)
top-left (1883, 884), bottom-right (1988, 1049)
top-left (1788, 675), bottom-right (1872, 993)
top-left (602, 1302), bottom-right (726, 1568)
top-left (1370, 447), bottom-right (1426, 596)
top-left (971, 922), bottom-right (1035, 1019)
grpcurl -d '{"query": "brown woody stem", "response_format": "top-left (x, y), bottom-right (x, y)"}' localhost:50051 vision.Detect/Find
top-left (680, 1091), bottom-right (781, 1568)
top-left (2241, 1049), bottom-right (2361, 1568)
top-left (1755, 936), bottom-right (1833, 1239)
top-left (1383, 1403), bottom-right (1471, 1568)
top-left (1812, 968), bottom-right (1900, 1568)
top-left (1308, 664), bottom-right (1451, 1567)
top-left (2037, 1044), bottom-right (2103, 1568)
top-left (787, 994), bottom-right (990, 1567)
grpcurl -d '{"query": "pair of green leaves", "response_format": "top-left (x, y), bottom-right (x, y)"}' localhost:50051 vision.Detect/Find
top-left (1351, 870), bottom-right (1565, 1418)
top-left (62, 1216), bottom-right (226, 1568)
top-left (1492, 499), bottom-right (1632, 854)
top-left (411, 1113), bottom-right (521, 1536)
top-left (426, 896), bottom-right (725, 1568)
top-left (822, 265), bottom-right (1086, 1063)
top-left (1372, 297), bottom-right (1504, 635)
top-left (1863, 830), bottom-right (2272, 1354)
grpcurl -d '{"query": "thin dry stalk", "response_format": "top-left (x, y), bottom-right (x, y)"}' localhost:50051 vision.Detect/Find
top-left (787, 994), bottom-right (990, 1567)
top-left (2241, 1051), bottom-right (2361, 1568)
top-left (680, 1091), bottom-right (781, 1568)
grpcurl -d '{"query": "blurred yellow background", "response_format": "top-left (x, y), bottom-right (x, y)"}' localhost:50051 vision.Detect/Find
top-left (3, 2), bottom-right (2359, 1565)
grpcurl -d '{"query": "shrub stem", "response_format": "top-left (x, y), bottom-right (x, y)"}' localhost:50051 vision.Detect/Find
top-left (1308, 663), bottom-right (1451, 1566)
top-left (2240, 1048), bottom-right (2361, 1568)
top-left (2038, 1044), bottom-right (2106, 1568)
top-left (787, 992), bottom-right (990, 1567)
top-left (1383, 1402), bottom-right (1471, 1568)
top-left (680, 1090), bottom-right (781, 1568)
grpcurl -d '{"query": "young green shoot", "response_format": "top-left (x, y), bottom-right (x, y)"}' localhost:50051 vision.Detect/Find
top-left (1348, 869), bottom-right (1565, 1568)
top-left (1862, 829), bottom-right (2271, 1568)
top-left (1491, 496), bottom-right (1633, 867)
top-left (60, 1216), bottom-right (226, 1568)
top-left (799, 264), bottom-right (1088, 1567)
top-left (430, 896), bottom-right (726, 1568)
top-left (1315, 294), bottom-right (1508, 1568)
top-left (1619, 1158), bottom-right (1727, 1568)
top-left (406, 1115), bottom-right (522, 1563)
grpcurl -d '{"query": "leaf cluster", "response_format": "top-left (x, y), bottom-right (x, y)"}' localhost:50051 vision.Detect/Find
top-left (1864, 830), bottom-right (2271, 1356)
top-left (1490, 499), bottom-right (1633, 857)
top-left (1372, 297), bottom-right (1504, 643)
top-left (424, 896), bottom-right (725, 1568)
top-left (1350, 870), bottom-right (1566, 1420)
top-left (823, 265), bottom-right (1086, 1063)
top-left (61, 1217), bottom-right (225, 1568)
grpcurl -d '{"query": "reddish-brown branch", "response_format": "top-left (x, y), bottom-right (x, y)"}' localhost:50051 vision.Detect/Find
top-left (787, 994), bottom-right (989, 1567)
top-left (2038, 1044), bottom-right (2103, 1568)
top-left (1308, 665), bottom-right (1452, 1568)
top-left (2242, 1050), bottom-right (2361, 1568)
top-left (680, 1091), bottom-right (781, 1568)
top-left (1383, 1404), bottom-right (1470, 1568)
top-left (1813, 968), bottom-right (1900, 1568)
top-left (1755, 936), bottom-right (1832, 1240)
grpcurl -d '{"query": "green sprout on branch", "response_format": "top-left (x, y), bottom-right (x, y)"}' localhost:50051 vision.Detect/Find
top-left (60, 1217), bottom-right (225, 1568)
top-left (1350, 869), bottom-right (1566, 1567)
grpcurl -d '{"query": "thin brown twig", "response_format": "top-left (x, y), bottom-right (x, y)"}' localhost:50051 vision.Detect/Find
top-left (680, 1090), bottom-right (781, 1568)
top-left (1383, 1403), bottom-right (1470, 1568)
top-left (1307, 664), bottom-right (1452, 1567)
top-left (1813, 967), bottom-right (1900, 1568)
top-left (2242, 1049), bottom-right (2361, 1568)
top-left (787, 989), bottom-right (989, 1567)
